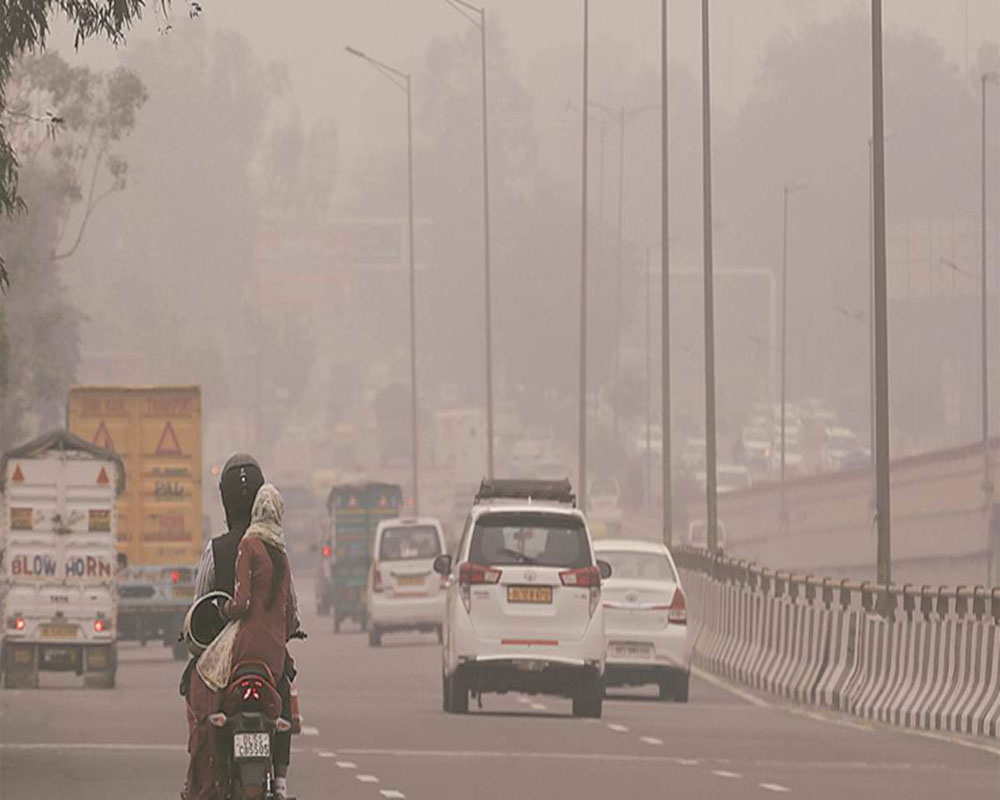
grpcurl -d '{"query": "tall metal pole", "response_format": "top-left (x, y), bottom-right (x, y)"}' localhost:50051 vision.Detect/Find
top-left (579, 0), bottom-right (590, 510)
top-left (701, 0), bottom-right (719, 554)
top-left (646, 245), bottom-right (653, 509)
top-left (871, 0), bottom-right (891, 586)
top-left (661, 0), bottom-right (672, 545)
top-left (480, 9), bottom-right (495, 480)
top-left (780, 184), bottom-right (789, 524)
top-left (981, 74), bottom-right (994, 511)
top-left (613, 106), bottom-right (626, 445)
top-left (867, 139), bottom-right (876, 491)
top-left (406, 74), bottom-right (420, 515)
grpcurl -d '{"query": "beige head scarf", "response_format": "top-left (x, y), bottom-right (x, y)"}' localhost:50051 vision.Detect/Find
top-left (244, 482), bottom-right (286, 554)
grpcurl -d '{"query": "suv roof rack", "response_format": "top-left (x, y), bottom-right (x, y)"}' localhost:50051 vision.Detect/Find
top-left (474, 478), bottom-right (576, 507)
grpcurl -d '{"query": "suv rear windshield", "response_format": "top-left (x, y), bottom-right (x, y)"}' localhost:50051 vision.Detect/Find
top-left (469, 512), bottom-right (592, 568)
top-left (379, 526), bottom-right (442, 561)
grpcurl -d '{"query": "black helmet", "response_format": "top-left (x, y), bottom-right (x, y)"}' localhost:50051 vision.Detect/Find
top-left (219, 453), bottom-right (264, 531)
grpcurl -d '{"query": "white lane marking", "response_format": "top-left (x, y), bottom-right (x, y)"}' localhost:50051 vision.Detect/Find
top-left (301, 725), bottom-right (319, 736)
top-left (316, 750), bottom-right (337, 758)
top-left (380, 792), bottom-right (406, 799)
top-left (336, 761), bottom-right (357, 769)
top-left (676, 758), bottom-right (699, 766)
top-left (712, 770), bottom-right (741, 779)
top-left (607, 723), bottom-right (629, 733)
top-left (640, 737), bottom-right (663, 746)
top-left (530, 703), bottom-right (547, 711)
top-left (691, 666), bottom-right (770, 708)
top-left (517, 696), bottom-right (531, 705)
top-left (357, 774), bottom-right (380, 783)
top-left (759, 783), bottom-right (791, 793)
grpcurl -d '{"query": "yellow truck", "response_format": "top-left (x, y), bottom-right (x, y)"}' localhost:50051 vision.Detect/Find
top-left (67, 386), bottom-right (202, 659)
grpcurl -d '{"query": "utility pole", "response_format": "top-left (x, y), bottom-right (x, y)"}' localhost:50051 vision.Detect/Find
top-left (701, 0), bottom-right (719, 554)
top-left (981, 72), bottom-right (998, 580)
top-left (870, 0), bottom-right (891, 586)
top-left (579, 0), bottom-right (590, 510)
top-left (780, 181), bottom-right (805, 525)
top-left (645, 245), bottom-right (653, 509)
top-left (661, 0), bottom-right (672, 545)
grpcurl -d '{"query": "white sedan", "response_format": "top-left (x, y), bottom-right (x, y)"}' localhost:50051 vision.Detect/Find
top-left (593, 539), bottom-right (691, 701)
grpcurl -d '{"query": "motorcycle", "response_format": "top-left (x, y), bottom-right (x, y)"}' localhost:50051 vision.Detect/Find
top-left (206, 630), bottom-right (307, 800)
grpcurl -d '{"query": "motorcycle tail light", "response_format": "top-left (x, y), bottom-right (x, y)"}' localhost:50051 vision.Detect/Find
top-left (275, 718), bottom-right (292, 733)
top-left (208, 713), bottom-right (227, 728)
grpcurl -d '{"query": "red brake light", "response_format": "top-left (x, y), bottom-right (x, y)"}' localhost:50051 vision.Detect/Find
top-left (94, 619), bottom-right (105, 633)
top-left (171, 570), bottom-right (180, 584)
top-left (373, 568), bottom-right (384, 593)
top-left (14, 617), bottom-right (25, 631)
top-left (322, 545), bottom-right (332, 558)
top-left (459, 563), bottom-right (502, 585)
top-left (559, 566), bottom-right (600, 587)
top-left (669, 588), bottom-right (687, 625)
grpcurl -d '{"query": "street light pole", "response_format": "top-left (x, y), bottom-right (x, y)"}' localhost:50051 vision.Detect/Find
top-left (446, 0), bottom-right (495, 479)
top-left (780, 181), bottom-right (805, 526)
top-left (346, 45), bottom-right (420, 514)
top-left (661, 0), bottom-right (672, 545)
top-left (701, 0), bottom-right (719, 555)
top-left (870, 0), bottom-right (891, 587)
top-left (645, 245), bottom-right (653, 509)
top-left (579, 0), bottom-right (590, 510)
top-left (981, 73), bottom-right (998, 579)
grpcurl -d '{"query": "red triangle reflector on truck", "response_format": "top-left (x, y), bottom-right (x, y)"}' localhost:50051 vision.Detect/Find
top-left (11, 464), bottom-right (24, 483)
top-left (97, 467), bottom-right (110, 485)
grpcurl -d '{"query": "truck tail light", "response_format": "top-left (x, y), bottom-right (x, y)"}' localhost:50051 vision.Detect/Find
top-left (322, 545), bottom-right (332, 558)
top-left (170, 570), bottom-right (180, 584)
top-left (373, 568), bottom-right (384, 594)
top-left (94, 619), bottom-right (105, 633)
top-left (669, 588), bottom-right (687, 625)
top-left (14, 617), bottom-right (25, 631)
top-left (458, 563), bottom-right (501, 612)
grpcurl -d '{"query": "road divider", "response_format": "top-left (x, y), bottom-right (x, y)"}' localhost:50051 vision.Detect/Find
top-left (674, 546), bottom-right (1000, 739)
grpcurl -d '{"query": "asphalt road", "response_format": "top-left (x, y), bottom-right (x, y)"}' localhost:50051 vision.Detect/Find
top-left (2, 579), bottom-right (998, 800)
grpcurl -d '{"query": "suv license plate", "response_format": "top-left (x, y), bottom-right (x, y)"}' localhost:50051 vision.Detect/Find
top-left (233, 732), bottom-right (270, 759)
top-left (507, 586), bottom-right (552, 604)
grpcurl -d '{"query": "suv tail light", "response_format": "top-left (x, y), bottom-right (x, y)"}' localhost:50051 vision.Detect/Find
top-left (458, 563), bottom-right (502, 612)
top-left (560, 566), bottom-right (602, 617)
top-left (669, 588), bottom-right (687, 625)
top-left (373, 568), bottom-right (384, 594)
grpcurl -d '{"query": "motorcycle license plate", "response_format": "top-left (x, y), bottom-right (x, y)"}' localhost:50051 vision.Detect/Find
top-left (233, 732), bottom-right (270, 759)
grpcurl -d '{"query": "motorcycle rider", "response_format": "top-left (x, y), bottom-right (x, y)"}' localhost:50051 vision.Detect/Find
top-left (182, 453), bottom-right (299, 799)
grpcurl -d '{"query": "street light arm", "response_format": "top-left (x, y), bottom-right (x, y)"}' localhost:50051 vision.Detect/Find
top-left (345, 45), bottom-right (410, 90)
top-left (445, 0), bottom-right (483, 27)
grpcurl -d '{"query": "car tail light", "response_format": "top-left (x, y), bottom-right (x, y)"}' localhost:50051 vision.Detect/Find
top-left (669, 588), bottom-right (687, 625)
top-left (14, 617), bottom-right (25, 631)
top-left (94, 618), bottom-right (105, 633)
top-left (559, 566), bottom-right (600, 587)
top-left (373, 568), bottom-right (384, 594)
top-left (458, 563), bottom-right (501, 612)
top-left (322, 544), bottom-right (331, 558)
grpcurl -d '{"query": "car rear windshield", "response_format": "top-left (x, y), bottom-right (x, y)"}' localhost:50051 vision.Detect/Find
top-left (469, 512), bottom-right (592, 568)
top-left (378, 526), bottom-right (441, 561)
top-left (599, 550), bottom-right (677, 582)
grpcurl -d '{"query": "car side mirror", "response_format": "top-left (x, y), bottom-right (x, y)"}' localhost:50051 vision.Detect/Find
top-left (433, 554), bottom-right (453, 576)
top-left (597, 559), bottom-right (612, 580)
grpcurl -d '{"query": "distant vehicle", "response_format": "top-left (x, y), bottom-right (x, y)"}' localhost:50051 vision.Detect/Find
top-left (679, 436), bottom-right (706, 475)
top-left (769, 436), bottom-right (804, 475)
top-left (1, 430), bottom-right (122, 689)
top-left (67, 385), bottom-right (202, 661)
top-left (367, 517), bottom-right (447, 646)
top-left (587, 477), bottom-right (623, 538)
top-left (323, 482), bottom-right (403, 633)
top-left (687, 518), bottom-right (727, 551)
top-left (697, 465), bottom-right (752, 494)
top-left (740, 425), bottom-right (772, 473)
top-left (630, 424), bottom-right (663, 458)
top-left (436, 479), bottom-right (611, 718)
top-left (594, 539), bottom-right (690, 702)
top-left (821, 426), bottom-right (863, 472)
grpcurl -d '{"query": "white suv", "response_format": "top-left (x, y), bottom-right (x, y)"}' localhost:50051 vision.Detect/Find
top-left (368, 517), bottom-right (448, 646)
top-left (434, 479), bottom-right (611, 718)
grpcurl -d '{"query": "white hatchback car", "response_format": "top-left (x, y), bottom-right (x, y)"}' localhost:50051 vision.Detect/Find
top-left (367, 517), bottom-right (448, 647)
top-left (435, 479), bottom-right (611, 718)
top-left (593, 539), bottom-right (691, 701)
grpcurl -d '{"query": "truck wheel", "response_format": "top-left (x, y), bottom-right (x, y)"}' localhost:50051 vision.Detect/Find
top-left (4, 668), bottom-right (38, 690)
top-left (442, 669), bottom-right (452, 712)
top-left (572, 673), bottom-right (603, 718)
top-left (359, 611), bottom-right (368, 633)
top-left (84, 669), bottom-right (116, 689)
top-left (333, 615), bottom-right (341, 634)
top-left (368, 627), bottom-right (382, 647)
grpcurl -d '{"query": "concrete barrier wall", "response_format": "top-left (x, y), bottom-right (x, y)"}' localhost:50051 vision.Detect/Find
top-left (679, 560), bottom-right (1000, 739)
top-left (685, 438), bottom-right (1000, 586)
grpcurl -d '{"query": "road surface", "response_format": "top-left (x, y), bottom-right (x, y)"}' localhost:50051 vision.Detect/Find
top-left (2, 579), bottom-right (997, 799)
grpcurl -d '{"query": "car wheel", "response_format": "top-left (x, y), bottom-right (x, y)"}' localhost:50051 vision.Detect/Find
top-left (448, 669), bottom-right (469, 714)
top-left (442, 669), bottom-right (451, 712)
top-left (368, 626), bottom-right (382, 647)
top-left (659, 670), bottom-right (689, 703)
top-left (572, 673), bottom-right (603, 718)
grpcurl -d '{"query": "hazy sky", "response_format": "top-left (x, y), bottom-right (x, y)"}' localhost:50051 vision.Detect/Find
top-left (51, 1), bottom-right (1000, 173)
